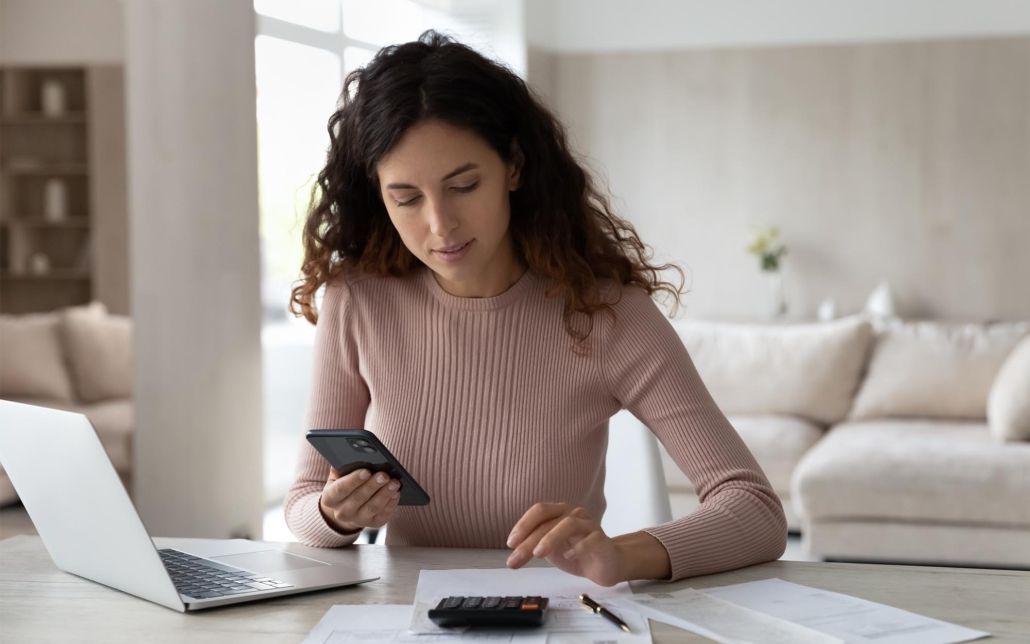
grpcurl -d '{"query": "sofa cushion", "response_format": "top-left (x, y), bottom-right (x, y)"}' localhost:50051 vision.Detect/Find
top-left (674, 317), bottom-right (872, 424)
top-left (0, 311), bottom-right (75, 403)
top-left (850, 319), bottom-right (1029, 421)
top-left (0, 397), bottom-right (133, 472)
top-left (61, 303), bottom-right (133, 403)
top-left (792, 420), bottom-right (1030, 527)
top-left (79, 399), bottom-right (134, 471)
top-left (728, 415), bottom-right (824, 494)
top-left (988, 336), bottom-right (1030, 442)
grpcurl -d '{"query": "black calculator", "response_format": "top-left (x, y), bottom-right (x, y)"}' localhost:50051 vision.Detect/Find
top-left (428, 596), bottom-right (549, 628)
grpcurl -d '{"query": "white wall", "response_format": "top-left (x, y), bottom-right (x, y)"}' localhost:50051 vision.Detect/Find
top-left (526, 0), bottom-right (1030, 52)
top-left (0, 0), bottom-right (124, 64)
top-left (530, 36), bottom-right (1030, 322)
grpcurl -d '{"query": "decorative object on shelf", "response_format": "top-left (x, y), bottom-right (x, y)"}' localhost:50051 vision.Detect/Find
top-left (864, 280), bottom-right (897, 320)
top-left (817, 298), bottom-right (838, 322)
top-left (44, 178), bottom-right (68, 221)
top-left (28, 252), bottom-right (51, 275)
top-left (747, 226), bottom-right (789, 319)
top-left (40, 79), bottom-right (67, 116)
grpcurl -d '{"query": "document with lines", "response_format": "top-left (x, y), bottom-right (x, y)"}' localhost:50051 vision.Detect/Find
top-left (702, 578), bottom-right (990, 644)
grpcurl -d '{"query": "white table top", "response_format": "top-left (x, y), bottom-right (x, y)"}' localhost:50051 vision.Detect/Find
top-left (1, 534), bottom-right (1028, 642)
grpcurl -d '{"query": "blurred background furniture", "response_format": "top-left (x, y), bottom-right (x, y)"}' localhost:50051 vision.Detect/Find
top-left (634, 315), bottom-right (1030, 568)
top-left (0, 65), bottom-right (128, 316)
top-left (0, 301), bottom-right (133, 505)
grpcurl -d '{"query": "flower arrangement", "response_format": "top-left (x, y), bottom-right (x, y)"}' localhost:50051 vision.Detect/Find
top-left (747, 226), bottom-right (787, 272)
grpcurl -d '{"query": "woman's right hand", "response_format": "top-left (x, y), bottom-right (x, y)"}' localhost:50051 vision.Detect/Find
top-left (319, 467), bottom-right (402, 534)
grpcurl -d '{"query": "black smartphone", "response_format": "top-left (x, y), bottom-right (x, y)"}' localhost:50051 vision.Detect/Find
top-left (306, 429), bottom-right (430, 506)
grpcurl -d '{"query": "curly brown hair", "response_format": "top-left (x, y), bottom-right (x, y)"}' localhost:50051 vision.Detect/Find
top-left (291, 30), bottom-right (685, 347)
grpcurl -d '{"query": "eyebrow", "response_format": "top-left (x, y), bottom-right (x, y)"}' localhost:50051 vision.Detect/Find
top-left (385, 162), bottom-right (478, 190)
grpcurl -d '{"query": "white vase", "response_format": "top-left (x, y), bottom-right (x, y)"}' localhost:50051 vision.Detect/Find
top-left (766, 271), bottom-right (788, 320)
top-left (44, 178), bottom-right (68, 221)
top-left (41, 80), bottom-right (67, 116)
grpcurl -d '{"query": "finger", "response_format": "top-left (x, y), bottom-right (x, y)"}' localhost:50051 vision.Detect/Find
top-left (506, 517), bottom-right (561, 569)
top-left (336, 471), bottom-right (395, 518)
top-left (328, 466), bottom-right (342, 481)
top-left (322, 468), bottom-right (372, 506)
top-left (507, 502), bottom-right (570, 548)
top-left (354, 479), bottom-right (401, 524)
top-left (533, 515), bottom-right (595, 559)
top-left (368, 492), bottom-right (401, 528)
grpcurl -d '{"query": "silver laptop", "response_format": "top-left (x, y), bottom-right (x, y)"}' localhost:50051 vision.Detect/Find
top-left (0, 400), bottom-right (378, 612)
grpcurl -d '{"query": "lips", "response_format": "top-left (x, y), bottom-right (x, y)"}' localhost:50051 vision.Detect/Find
top-left (434, 240), bottom-right (472, 254)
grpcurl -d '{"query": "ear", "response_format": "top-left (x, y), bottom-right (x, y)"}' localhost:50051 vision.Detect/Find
top-left (508, 139), bottom-right (524, 191)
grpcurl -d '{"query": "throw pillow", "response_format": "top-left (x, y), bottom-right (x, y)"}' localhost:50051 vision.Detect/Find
top-left (674, 316), bottom-right (873, 425)
top-left (988, 336), bottom-right (1030, 442)
top-left (850, 319), bottom-right (1029, 421)
top-left (61, 302), bottom-right (133, 403)
top-left (0, 311), bottom-right (75, 402)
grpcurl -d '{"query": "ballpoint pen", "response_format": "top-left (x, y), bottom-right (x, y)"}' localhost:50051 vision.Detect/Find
top-left (580, 593), bottom-right (632, 633)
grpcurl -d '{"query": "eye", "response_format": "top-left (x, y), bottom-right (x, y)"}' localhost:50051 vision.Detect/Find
top-left (451, 181), bottom-right (479, 194)
top-left (395, 195), bottom-right (422, 207)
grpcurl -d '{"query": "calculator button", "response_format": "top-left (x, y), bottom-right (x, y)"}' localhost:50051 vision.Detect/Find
top-left (502, 597), bottom-right (522, 609)
top-left (521, 600), bottom-right (540, 610)
top-left (483, 597), bottom-right (501, 609)
top-left (461, 597), bottom-right (483, 609)
top-left (441, 597), bottom-right (464, 609)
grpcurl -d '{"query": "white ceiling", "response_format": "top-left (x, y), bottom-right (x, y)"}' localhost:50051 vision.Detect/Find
top-left (526, 0), bottom-right (1030, 53)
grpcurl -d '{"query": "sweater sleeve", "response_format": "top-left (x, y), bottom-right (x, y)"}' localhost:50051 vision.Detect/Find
top-left (283, 277), bottom-right (371, 547)
top-left (600, 287), bottom-right (787, 581)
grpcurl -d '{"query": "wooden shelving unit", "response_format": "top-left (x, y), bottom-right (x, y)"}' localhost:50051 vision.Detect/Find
top-left (0, 67), bottom-right (97, 313)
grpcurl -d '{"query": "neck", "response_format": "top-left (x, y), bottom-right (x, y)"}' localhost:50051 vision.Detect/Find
top-left (433, 241), bottom-right (526, 298)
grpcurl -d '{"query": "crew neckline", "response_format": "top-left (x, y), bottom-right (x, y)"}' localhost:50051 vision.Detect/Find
top-left (420, 264), bottom-right (537, 311)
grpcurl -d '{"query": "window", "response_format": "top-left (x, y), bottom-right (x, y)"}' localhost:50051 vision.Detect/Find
top-left (254, 1), bottom-right (526, 533)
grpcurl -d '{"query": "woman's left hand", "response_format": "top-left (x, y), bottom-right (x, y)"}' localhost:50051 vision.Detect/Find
top-left (505, 502), bottom-right (625, 587)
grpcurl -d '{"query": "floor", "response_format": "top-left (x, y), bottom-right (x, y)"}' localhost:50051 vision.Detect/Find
top-left (0, 501), bottom-right (815, 561)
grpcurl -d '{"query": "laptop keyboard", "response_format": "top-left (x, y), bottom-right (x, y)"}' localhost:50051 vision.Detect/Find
top-left (159, 548), bottom-right (293, 600)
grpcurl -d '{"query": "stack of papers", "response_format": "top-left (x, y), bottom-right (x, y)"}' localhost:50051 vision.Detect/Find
top-left (304, 573), bottom-right (991, 644)
top-left (624, 578), bottom-right (990, 644)
top-left (304, 567), bottom-right (652, 644)
top-left (303, 604), bottom-right (539, 643)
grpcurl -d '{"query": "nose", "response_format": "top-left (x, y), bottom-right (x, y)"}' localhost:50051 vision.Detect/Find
top-left (424, 195), bottom-right (459, 237)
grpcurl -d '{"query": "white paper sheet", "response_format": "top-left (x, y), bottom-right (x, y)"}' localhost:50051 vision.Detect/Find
top-left (303, 604), bottom-right (545, 643)
top-left (703, 578), bottom-right (991, 644)
top-left (408, 568), bottom-right (652, 644)
top-left (623, 588), bottom-right (843, 644)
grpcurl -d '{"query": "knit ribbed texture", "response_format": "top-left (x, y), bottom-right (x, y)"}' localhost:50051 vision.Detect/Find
top-left (285, 266), bottom-right (787, 581)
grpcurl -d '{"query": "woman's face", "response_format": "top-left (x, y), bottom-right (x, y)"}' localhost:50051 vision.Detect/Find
top-left (376, 119), bottom-right (523, 298)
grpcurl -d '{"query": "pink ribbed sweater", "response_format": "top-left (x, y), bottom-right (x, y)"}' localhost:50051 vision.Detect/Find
top-left (285, 266), bottom-right (786, 581)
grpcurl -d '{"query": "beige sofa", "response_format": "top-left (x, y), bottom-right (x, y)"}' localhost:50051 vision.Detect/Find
top-left (0, 302), bottom-right (133, 505)
top-left (658, 315), bottom-right (1030, 568)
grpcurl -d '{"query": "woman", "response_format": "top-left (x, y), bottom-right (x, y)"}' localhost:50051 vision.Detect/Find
top-left (286, 30), bottom-right (786, 585)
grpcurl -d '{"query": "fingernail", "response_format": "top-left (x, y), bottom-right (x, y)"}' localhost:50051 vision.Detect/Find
top-left (359, 470), bottom-right (371, 480)
top-left (563, 548), bottom-right (576, 559)
top-left (376, 473), bottom-right (388, 483)
top-left (506, 552), bottom-right (524, 568)
top-left (532, 544), bottom-right (545, 557)
top-left (388, 481), bottom-right (400, 491)
top-left (506, 531), bottom-right (518, 548)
